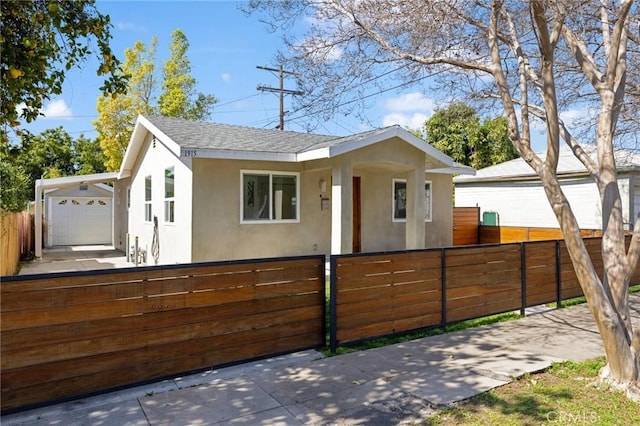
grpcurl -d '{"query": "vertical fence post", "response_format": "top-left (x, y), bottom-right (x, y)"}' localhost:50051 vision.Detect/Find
top-left (126, 233), bottom-right (130, 263)
top-left (556, 240), bottom-right (562, 308)
top-left (521, 242), bottom-right (527, 316)
top-left (134, 236), bottom-right (139, 267)
top-left (441, 247), bottom-right (447, 330)
top-left (329, 255), bottom-right (338, 353)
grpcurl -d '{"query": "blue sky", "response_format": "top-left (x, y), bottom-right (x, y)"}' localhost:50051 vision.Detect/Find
top-left (18, 0), bottom-right (547, 150)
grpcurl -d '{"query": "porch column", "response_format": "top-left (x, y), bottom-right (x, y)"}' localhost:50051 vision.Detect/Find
top-left (35, 179), bottom-right (43, 258)
top-left (406, 168), bottom-right (426, 250)
top-left (331, 161), bottom-right (353, 254)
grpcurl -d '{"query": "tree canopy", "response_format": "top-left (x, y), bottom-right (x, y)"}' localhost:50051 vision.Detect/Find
top-left (0, 128), bottom-right (105, 211)
top-left (424, 103), bottom-right (518, 169)
top-left (159, 29), bottom-right (217, 120)
top-left (94, 29), bottom-right (217, 171)
top-left (0, 0), bottom-right (127, 129)
top-left (247, 0), bottom-right (640, 397)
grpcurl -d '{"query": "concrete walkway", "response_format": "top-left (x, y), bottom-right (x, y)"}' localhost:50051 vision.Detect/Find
top-left (17, 246), bottom-right (131, 275)
top-left (3, 294), bottom-right (638, 425)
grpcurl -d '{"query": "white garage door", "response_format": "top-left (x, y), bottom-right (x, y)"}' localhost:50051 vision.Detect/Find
top-left (50, 197), bottom-right (112, 245)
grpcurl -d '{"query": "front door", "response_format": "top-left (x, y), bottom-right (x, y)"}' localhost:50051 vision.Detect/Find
top-left (352, 176), bottom-right (361, 252)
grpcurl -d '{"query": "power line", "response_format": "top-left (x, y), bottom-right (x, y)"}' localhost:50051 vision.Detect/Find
top-left (256, 65), bottom-right (303, 130)
top-left (286, 68), bottom-right (446, 127)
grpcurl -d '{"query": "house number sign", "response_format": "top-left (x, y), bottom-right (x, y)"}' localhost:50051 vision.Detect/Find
top-left (182, 149), bottom-right (198, 157)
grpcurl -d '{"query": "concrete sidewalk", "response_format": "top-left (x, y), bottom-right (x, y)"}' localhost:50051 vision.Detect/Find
top-left (4, 295), bottom-right (638, 425)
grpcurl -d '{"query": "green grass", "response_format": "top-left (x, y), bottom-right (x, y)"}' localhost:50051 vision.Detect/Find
top-left (321, 311), bottom-right (522, 357)
top-left (423, 357), bottom-right (639, 425)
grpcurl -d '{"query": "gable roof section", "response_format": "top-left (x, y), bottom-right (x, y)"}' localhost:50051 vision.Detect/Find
top-left (35, 172), bottom-right (118, 192)
top-left (119, 115), bottom-right (457, 178)
top-left (454, 144), bottom-right (640, 183)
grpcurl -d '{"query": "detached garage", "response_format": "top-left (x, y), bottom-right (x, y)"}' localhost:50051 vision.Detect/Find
top-left (35, 173), bottom-right (119, 254)
top-left (46, 183), bottom-right (113, 246)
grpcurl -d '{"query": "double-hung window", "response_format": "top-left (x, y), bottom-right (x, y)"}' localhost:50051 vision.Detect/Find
top-left (144, 175), bottom-right (152, 222)
top-left (241, 171), bottom-right (299, 222)
top-left (392, 179), bottom-right (432, 222)
top-left (164, 167), bottom-right (175, 223)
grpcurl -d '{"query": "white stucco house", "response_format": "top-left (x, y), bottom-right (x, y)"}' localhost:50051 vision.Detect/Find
top-left (454, 144), bottom-right (640, 230)
top-left (35, 115), bottom-right (473, 263)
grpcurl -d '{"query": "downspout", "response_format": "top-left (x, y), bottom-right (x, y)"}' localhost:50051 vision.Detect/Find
top-left (34, 179), bottom-right (43, 258)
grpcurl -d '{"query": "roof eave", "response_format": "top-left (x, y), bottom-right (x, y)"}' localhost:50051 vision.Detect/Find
top-left (35, 172), bottom-right (118, 191)
top-left (328, 126), bottom-right (454, 166)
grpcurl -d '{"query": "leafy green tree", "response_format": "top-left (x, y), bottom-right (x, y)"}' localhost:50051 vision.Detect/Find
top-left (424, 103), bottom-right (518, 169)
top-left (12, 128), bottom-right (75, 187)
top-left (94, 38), bottom-right (158, 171)
top-left (95, 29), bottom-right (216, 170)
top-left (158, 29), bottom-right (217, 120)
top-left (73, 135), bottom-right (107, 175)
top-left (0, 0), bottom-right (127, 128)
top-left (0, 133), bottom-right (30, 212)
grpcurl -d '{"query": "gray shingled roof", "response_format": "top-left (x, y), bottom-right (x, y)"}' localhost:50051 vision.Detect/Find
top-left (144, 115), bottom-right (409, 154)
top-left (145, 115), bottom-right (338, 153)
top-left (455, 144), bottom-right (640, 182)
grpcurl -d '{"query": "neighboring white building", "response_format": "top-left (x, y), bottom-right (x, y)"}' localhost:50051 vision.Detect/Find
top-left (454, 144), bottom-right (640, 230)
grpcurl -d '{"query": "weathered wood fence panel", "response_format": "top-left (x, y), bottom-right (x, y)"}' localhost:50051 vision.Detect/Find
top-left (445, 244), bottom-right (522, 323)
top-left (479, 225), bottom-right (603, 244)
top-left (524, 241), bottom-right (558, 306)
top-left (1, 211), bottom-right (34, 276)
top-left (332, 250), bottom-right (443, 345)
top-left (453, 207), bottom-right (480, 246)
top-left (331, 236), bottom-right (639, 350)
top-left (1, 255), bottom-right (326, 411)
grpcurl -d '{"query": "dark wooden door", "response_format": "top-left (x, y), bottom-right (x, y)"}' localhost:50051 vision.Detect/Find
top-left (352, 176), bottom-right (361, 253)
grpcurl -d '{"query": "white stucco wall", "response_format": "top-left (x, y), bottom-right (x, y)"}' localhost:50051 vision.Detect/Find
top-left (113, 178), bottom-right (130, 251)
top-left (426, 173), bottom-right (454, 247)
top-left (455, 176), bottom-right (615, 229)
top-left (189, 137), bottom-right (453, 262)
top-left (191, 159), bottom-right (332, 262)
top-left (127, 134), bottom-right (193, 265)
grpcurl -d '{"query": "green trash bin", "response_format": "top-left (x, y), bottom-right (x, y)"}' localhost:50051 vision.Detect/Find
top-left (482, 211), bottom-right (499, 226)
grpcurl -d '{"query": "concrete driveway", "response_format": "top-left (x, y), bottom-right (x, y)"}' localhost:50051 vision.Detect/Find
top-left (18, 245), bottom-right (132, 275)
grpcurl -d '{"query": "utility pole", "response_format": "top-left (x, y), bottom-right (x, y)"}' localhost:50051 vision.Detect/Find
top-left (256, 65), bottom-right (303, 130)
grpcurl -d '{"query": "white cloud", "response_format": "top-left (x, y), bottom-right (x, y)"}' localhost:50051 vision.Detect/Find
top-left (380, 92), bottom-right (435, 130)
top-left (221, 73), bottom-right (231, 83)
top-left (114, 21), bottom-right (146, 32)
top-left (382, 112), bottom-right (430, 129)
top-left (384, 92), bottom-right (435, 112)
top-left (559, 108), bottom-right (591, 128)
top-left (42, 99), bottom-right (73, 119)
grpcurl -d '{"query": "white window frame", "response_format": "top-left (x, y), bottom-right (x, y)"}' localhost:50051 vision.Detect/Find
top-left (144, 175), bottom-right (152, 222)
top-left (240, 170), bottom-right (300, 224)
top-left (392, 178), bottom-right (432, 222)
top-left (164, 166), bottom-right (175, 223)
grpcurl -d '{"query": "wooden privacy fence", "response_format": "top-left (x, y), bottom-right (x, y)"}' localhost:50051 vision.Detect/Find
top-left (330, 236), bottom-right (638, 350)
top-left (453, 207), bottom-right (480, 246)
top-left (1, 211), bottom-right (34, 276)
top-left (479, 225), bottom-right (603, 244)
top-left (1, 255), bottom-right (326, 412)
